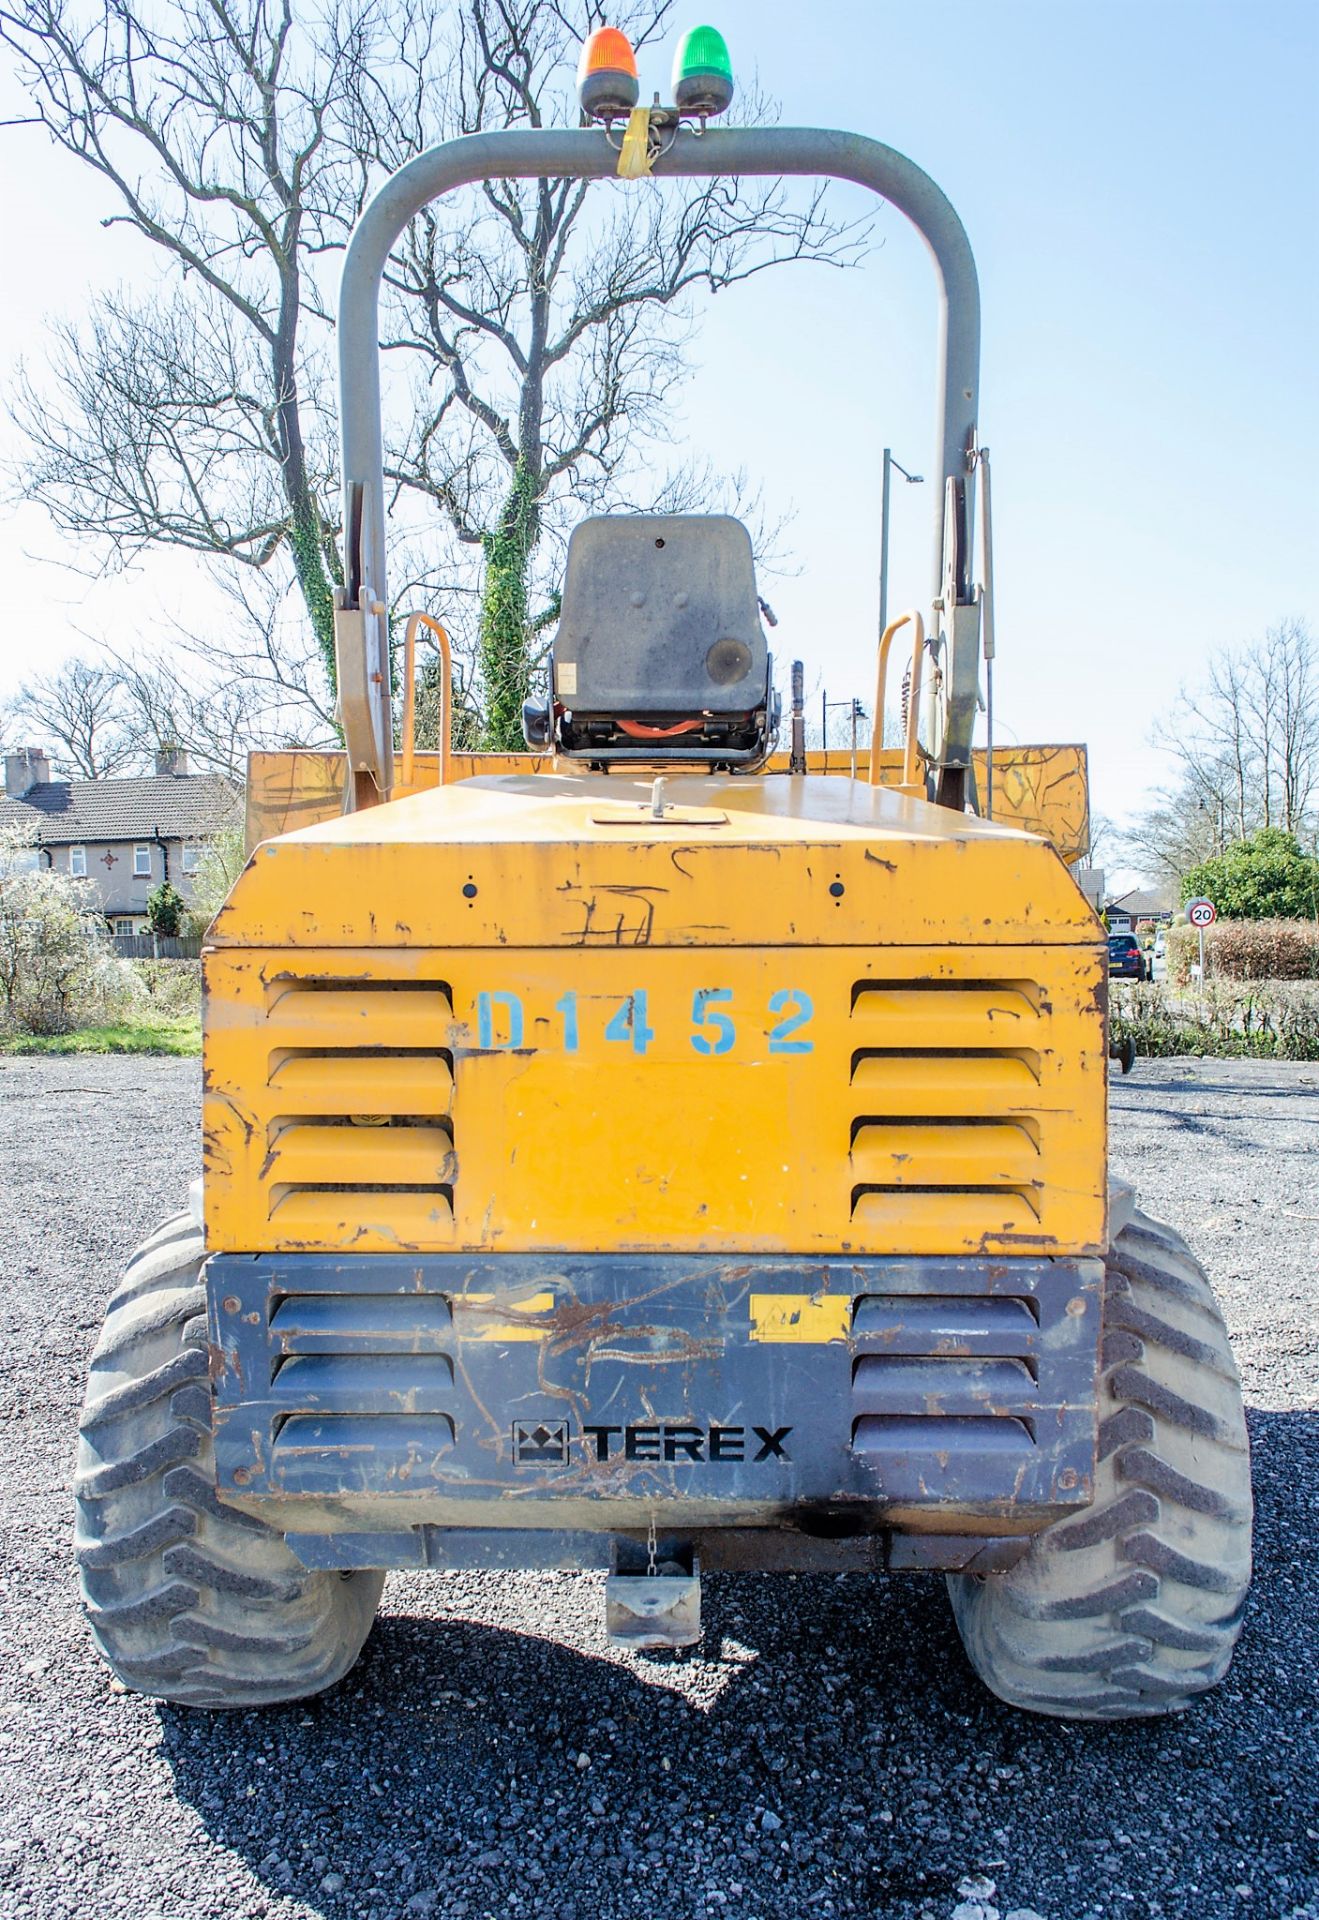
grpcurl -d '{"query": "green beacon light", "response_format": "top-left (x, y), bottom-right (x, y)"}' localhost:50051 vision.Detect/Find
top-left (671, 25), bottom-right (734, 118)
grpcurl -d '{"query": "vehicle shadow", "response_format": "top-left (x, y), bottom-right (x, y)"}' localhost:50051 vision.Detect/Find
top-left (1113, 1063), bottom-right (1319, 1104)
top-left (155, 1408), bottom-right (1319, 1920)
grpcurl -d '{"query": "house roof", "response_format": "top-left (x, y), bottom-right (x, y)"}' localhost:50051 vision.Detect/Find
top-left (0, 772), bottom-right (241, 848)
top-left (1106, 885), bottom-right (1178, 917)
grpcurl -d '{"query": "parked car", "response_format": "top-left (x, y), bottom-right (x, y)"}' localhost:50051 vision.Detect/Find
top-left (1151, 931), bottom-right (1168, 982)
top-left (1107, 932), bottom-right (1147, 981)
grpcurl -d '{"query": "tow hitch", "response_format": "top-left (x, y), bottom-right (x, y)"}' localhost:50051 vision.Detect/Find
top-left (605, 1532), bottom-right (701, 1650)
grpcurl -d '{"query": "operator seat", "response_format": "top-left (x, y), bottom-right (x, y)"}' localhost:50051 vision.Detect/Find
top-left (524, 513), bottom-right (777, 767)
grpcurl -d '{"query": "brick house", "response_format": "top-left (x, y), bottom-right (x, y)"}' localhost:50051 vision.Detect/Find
top-left (1, 746), bottom-right (242, 934)
top-left (1102, 885), bottom-right (1178, 934)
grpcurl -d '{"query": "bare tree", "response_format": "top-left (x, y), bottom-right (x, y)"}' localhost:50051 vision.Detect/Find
top-left (0, 0), bottom-right (365, 686)
top-left (1121, 770), bottom-right (1230, 887)
top-left (1085, 809), bottom-right (1121, 873)
top-left (3, 0), bottom-right (863, 749)
top-left (12, 295), bottom-right (294, 579)
top-left (1156, 649), bottom-right (1254, 842)
top-left (1134, 619), bottom-right (1319, 882)
top-left (3, 656), bottom-right (138, 776)
top-left (370, 0), bottom-right (863, 742)
top-left (109, 568), bottom-right (343, 777)
top-left (1267, 619), bottom-right (1319, 835)
top-left (6, 578), bottom-right (338, 784)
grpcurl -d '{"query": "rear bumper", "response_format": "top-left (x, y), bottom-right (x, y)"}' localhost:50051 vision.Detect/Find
top-left (206, 1251), bottom-right (1102, 1571)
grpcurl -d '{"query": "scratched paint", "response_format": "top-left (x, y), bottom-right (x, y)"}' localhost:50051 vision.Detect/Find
top-left (748, 1294), bottom-right (852, 1344)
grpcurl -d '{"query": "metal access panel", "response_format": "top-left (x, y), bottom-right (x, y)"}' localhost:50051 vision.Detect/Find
top-left (553, 514), bottom-right (766, 713)
top-left (205, 1250), bottom-right (1104, 1568)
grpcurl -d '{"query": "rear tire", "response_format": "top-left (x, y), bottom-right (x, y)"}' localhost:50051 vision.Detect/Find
top-left (75, 1214), bottom-right (385, 1708)
top-left (946, 1206), bottom-right (1252, 1719)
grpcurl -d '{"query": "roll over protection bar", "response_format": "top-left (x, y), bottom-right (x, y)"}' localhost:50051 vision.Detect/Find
top-left (337, 125), bottom-right (981, 800)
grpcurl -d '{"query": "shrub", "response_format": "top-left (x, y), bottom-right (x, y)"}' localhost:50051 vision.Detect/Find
top-left (131, 959), bottom-right (202, 1020)
top-left (183, 826), bottom-right (247, 936)
top-left (146, 879), bottom-right (186, 937)
top-left (1166, 923), bottom-right (1207, 985)
top-left (1111, 979), bottom-right (1319, 1061)
top-left (1182, 828), bottom-right (1319, 920)
top-left (1168, 917), bottom-right (1319, 983)
top-left (0, 830), bottom-right (140, 1035)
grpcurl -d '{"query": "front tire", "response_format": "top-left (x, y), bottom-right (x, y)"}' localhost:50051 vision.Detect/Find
top-left (75, 1215), bottom-right (385, 1708)
top-left (946, 1206), bottom-right (1252, 1719)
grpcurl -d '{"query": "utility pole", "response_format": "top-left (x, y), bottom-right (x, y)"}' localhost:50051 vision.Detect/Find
top-left (879, 448), bottom-right (924, 638)
top-left (822, 693), bottom-right (867, 778)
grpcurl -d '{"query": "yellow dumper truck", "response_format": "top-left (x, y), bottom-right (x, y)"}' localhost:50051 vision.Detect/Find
top-left (75, 28), bottom-right (1250, 1720)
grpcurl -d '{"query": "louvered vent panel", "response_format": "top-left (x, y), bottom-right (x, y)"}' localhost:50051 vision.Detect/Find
top-left (204, 944), bottom-right (1105, 1257)
top-left (266, 1290), bottom-right (458, 1491)
top-left (849, 977), bottom-right (1048, 1242)
top-left (851, 1292), bottom-right (1039, 1350)
top-left (266, 983), bottom-right (452, 1047)
top-left (268, 1053), bottom-right (452, 1113)
top-left (269, 1123), bottom-right (455, 1189)
top-left (270, 1294), bottom-right (453, 1354)
top-left (851, 981), bottom-right (1042, 1044)
top-left (850, 1290), bottom-right (1043, 1494)
top-left (263, 978), bottom-right (455, 1239)
top-left (851, 1120), bottom-right (1038, 1185)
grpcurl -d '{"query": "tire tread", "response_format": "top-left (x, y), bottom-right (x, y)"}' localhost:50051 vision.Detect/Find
top-left (946, 1204), bottom-right (1252, 1720)
top-left (75, 1211), bottom-right (384, 1708)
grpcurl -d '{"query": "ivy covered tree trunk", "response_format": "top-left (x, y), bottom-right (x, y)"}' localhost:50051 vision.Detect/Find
top-left (479, 463), bottom-right (541, 750)
top-left (287, 492), bottom-right (340, 691)
top-left (273, 293), bottom-right (342, 695)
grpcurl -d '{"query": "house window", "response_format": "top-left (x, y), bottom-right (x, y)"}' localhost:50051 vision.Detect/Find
top-left (112, 918), bottom-right (135, 936)
top-left (69, 846), bottom-right (87, 877)
top-left (181, 845), bottom-right (200, 874)
top-left (134, 845), bottom-right (152, 877)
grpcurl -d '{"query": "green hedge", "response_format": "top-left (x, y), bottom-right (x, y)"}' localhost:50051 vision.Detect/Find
top-left (1167, 918), bottom-right (1319, 984)
top-left (1112, 979), bottom-right (1319, 1060)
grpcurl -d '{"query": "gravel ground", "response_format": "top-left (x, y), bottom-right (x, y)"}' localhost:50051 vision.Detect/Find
top-left (0, 1053), bottom-right (1315, 1920)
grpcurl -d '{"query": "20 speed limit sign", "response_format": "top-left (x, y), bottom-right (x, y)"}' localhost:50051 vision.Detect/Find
top-left (1186, 897), bottom-right (1218, 928)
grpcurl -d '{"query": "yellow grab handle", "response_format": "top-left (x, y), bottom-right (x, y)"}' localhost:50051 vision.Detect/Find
top-left (902, 610), bottom-right (926, 789)
top-left (400, 612), bottom-right (453, 790)
top-left (869, 609), bottom-right (926, 789)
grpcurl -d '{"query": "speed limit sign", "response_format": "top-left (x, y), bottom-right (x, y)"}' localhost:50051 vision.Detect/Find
top-left (1186, 898), bottom-right (1218, 928)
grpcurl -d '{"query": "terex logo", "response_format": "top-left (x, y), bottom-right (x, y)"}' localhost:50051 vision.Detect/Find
top-left (581, 1423), bottom-right (792, 1463)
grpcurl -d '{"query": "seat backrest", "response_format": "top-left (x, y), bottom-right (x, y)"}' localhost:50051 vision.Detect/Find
top-left (553, 514), bottom-right (766, 714)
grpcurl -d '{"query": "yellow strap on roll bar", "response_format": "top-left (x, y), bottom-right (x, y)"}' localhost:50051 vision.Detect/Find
top-left (617, 108), bottom-right (654, 178)
top-left (399, 612), bottom-right (453, 791)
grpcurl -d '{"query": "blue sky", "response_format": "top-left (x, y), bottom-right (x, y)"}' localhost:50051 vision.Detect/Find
top-left (1, 0), bottom-right (1315, 874)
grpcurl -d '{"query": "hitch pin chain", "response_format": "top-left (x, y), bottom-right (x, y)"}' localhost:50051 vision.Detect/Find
top-left (646, 1513), bottom-right (658, 1578)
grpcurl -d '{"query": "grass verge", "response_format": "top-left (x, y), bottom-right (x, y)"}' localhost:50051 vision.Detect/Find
top-left (0, 1018), bottom-right (201, 1056)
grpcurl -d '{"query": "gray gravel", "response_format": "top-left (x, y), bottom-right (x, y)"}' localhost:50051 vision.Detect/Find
top-left (0, 1052), bottom-right (1315, 1920)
